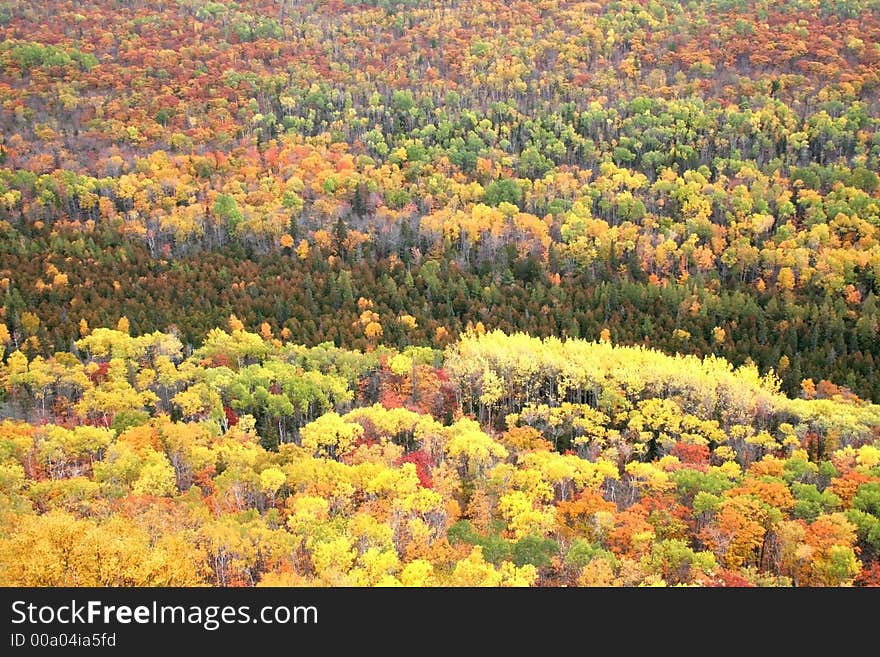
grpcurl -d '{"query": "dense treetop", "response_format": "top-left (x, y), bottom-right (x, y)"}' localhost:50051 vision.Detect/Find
top-left (1, 325), bottom-right (879, 586)
top-left (1, 0), bottom-right (880, 399)
top-left (0, 0), bottom-right (879, 586)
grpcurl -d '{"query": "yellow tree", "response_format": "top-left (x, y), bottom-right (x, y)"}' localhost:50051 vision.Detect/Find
top-left (299, 412), bottom-right (364, 461)
top-left (446, 545), bottom-right (537, 587)
top-left (443, 418), bottom-right (508, 477)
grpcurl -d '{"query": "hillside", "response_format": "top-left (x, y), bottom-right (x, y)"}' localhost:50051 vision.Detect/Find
top-left (0, 0), bottom-right (879, 588)
top-left (0, 0), bottom-right (879, 399)
top-left (1, 326), bottom-right (879, 586)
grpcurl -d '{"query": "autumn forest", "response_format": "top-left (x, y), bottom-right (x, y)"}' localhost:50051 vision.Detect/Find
top-left (0, 0), bottom-right (879, 587)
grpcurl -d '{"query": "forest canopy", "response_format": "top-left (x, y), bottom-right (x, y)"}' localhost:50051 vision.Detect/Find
top-left (1, 0), bottom-right (880, 586)
top-left (1, 325), bottom-right (879, 586)
top-left (0, 0), bottom-right (879, 399)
